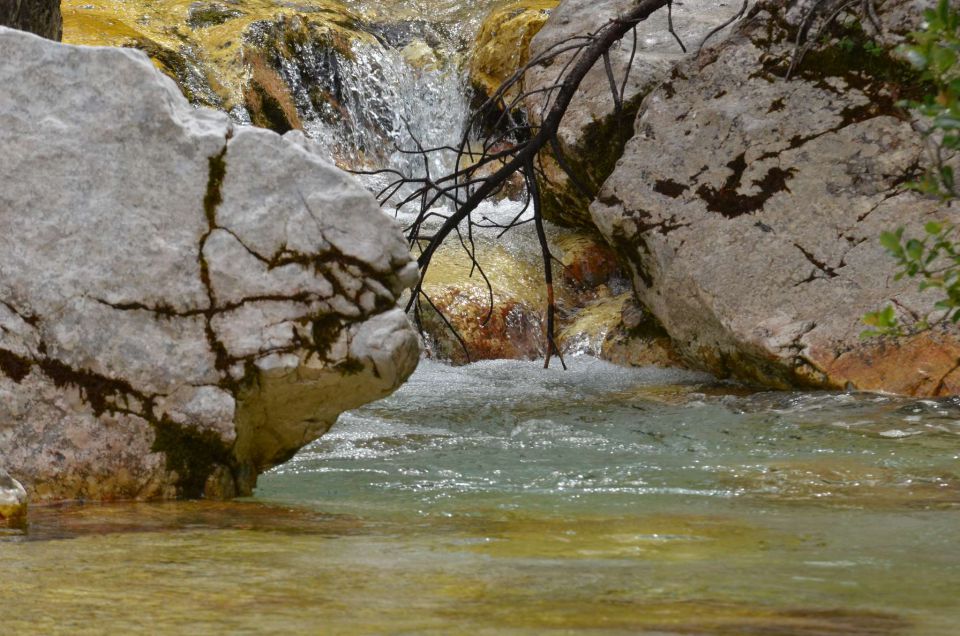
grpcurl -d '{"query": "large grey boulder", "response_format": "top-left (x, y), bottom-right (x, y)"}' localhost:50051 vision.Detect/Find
top-left (0, 27), bottom-right (420, 501)
top-left (524, 0), bottom-right (738, 226)
top-left (0, 0), bottom-right (61, 40)
top-left (591, 0), bottom-right (960, 395)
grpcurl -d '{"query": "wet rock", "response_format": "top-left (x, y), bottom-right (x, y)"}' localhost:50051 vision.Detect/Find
top-left (555, 232), bottom-right (622, 291)
top-left (0, 0), bottom-right (62, 40)
top-left (0, 28), bottom-right (419, 501)
top-left (419, 243), bottom-right (547, 364)
top-left (242, 49), bottom-right (303, 134)
top-left (61, 0), bottom-right (371, 124)
top-left (469, 0), bottom-right (558, 101)
top-left (0, 468), bottom-right (27, 528)
top-left (421, 228), bottom-right (682, 368)
top-left (523, 0), bottom-right (738, 227)
top-left (187, 2), bottom-right (243, 30)
top-left (591, 0), bottom-right (960, 395)
top-left (559, 294), bottom-right (684, 367)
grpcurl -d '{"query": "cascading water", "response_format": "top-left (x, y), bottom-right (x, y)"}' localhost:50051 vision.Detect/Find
top-left (292, 25), bottom-right (472, 179)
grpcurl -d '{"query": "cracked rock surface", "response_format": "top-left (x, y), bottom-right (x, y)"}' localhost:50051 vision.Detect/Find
top-left (0, 27), bottom-right (420, 501)
top-left (590, 0), bottom-right (960, 395)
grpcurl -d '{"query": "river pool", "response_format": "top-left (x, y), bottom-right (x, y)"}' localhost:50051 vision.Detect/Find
top-left (4, 358), bottom-right (959, 634)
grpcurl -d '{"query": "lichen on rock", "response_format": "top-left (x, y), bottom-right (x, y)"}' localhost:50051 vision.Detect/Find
top-left (521, 0), bottom-right (738, 227)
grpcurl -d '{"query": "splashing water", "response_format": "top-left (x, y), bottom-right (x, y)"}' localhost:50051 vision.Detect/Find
top-left (301, 32), bottom-right (472, 179)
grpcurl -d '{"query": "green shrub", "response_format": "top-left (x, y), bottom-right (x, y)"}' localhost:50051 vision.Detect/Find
top-left (863, 0), bottom-right (960, 337)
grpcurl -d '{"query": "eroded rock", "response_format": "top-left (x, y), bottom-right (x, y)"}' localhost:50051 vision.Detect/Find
top-left (0, 27), bottom-right (419, 501)
top-left (469, 0), bottom-right (559, 101)
top-left (590, 0), bottom-right (960, 395)
top-left (420, 228), bottom-right (682, 368)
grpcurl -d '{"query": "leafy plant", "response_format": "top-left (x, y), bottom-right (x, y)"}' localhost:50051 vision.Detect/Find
top-left (862, 0), bottom-right (960, 337)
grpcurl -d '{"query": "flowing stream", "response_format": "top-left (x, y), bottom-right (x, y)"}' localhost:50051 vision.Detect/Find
top-left (4, 2), bottom-right (960, 634)
top-left (5, 360), bottom-right (960, 634)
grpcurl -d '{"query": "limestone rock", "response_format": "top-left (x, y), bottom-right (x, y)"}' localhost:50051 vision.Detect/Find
top-left (523, 0), bottom-right (737, 226)
top-left (590, 0), bottom-right (960, 395)
top-left (0, 468), bottom-right (27, 528)
top-left (0, 27), bottom-right (420, 501)
top-left (0, 0), bottom-right (62, 40)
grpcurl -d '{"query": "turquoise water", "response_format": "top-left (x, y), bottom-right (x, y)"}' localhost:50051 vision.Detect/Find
top-left (5, 358), bottom-right (959, 634)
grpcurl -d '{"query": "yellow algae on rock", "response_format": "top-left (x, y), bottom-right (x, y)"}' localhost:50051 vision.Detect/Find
top-left (61, 0), bottom-right (369, 114)
top-left (420, 243), bottom-right (547, 364)
top-left (469, 0), bottom-right (559, 100)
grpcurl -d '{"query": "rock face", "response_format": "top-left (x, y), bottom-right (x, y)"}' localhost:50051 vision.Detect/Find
top-left (591, 0), bottom-right (960, 395)
top-left (0, 0), bottom-right (62, 40)
top-left (524, 0), bottom-right (737, 226)
top-left (0, 27), bottom-right (420, 501)
top-left (0, 468), bottom-right (27, 528)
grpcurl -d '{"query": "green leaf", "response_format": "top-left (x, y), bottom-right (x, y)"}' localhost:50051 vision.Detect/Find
top-left (932, 46), bottom-right (958, 74)
top-left (906, 239), bottom-right (925, 261)
top-left (879, 230), bottom-right (904, 255)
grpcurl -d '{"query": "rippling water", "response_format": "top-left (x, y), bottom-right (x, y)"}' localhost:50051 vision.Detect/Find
top-left (5, 359), bottom-right (960, 634)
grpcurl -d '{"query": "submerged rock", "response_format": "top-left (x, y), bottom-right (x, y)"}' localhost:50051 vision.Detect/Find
top-left (591, 0), bottom-right (960, 395)
top-left (0, 468), bottom-right (27, 528)
top-left (0, 0), bottom-right (62, 40)
top-left (0, 27), bottom-right (420, 501)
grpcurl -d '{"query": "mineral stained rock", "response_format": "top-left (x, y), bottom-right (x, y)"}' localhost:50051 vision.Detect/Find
top-left (0, 27), bottom-right (420, 501)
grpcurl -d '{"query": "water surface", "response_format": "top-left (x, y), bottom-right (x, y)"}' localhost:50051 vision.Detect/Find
top-left (5, 359), bottom-right (959, 634)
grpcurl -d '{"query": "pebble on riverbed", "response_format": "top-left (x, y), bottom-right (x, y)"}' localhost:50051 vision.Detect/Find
top-left (0, 468), bottom-right (27, 529)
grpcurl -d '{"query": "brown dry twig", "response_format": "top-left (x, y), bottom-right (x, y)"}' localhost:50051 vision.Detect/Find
top-left (355, 0), bottom-right (693, 368)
